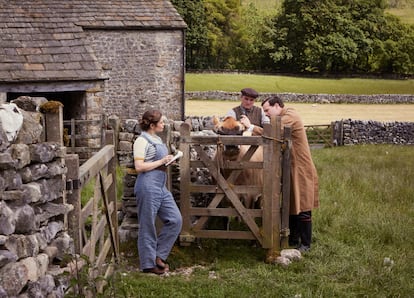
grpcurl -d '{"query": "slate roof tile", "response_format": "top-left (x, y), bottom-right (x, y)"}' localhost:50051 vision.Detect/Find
top-left (0, 0), bottom-right (186, 83)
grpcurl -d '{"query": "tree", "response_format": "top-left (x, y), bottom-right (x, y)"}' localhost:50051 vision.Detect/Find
top-left (170, 0), bottom-right (209, 69)
top-left (269, 0), bottom-right (414, 74)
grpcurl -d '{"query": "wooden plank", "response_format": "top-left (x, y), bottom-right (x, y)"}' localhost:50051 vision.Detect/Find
top-left (262, 122), bottom-right (274, 249)
top-left (80, 198), bottom-right (94, 224)
top-left (88, 180), bottom-right (101, 262)
top-left (95, 237), bottom-right (112, 273)
top-left (65, 154), bottom-right (81, 254)
top-left (0, 80), bottom-right (104, 92)
top-left (262, 117), bottom-right (282, 250)
top-left (281, 126), bottom-right (292, 249)
top-left (70, 118), bottom-right (75, 150)
top-left (190, 184), bottom-right (262, 194)
top-left (195, 230), bottom-right (256, 240)
top-left (99, 172), bottom-right (119, 261)
top-left (66, 147), bottom-right (101, 153)
top-left (81, 202), bottom-right (115, 257)
top-left (65, 134), bottom-right (102, 140)
top-left (79, 145), bottom-right (115, 186)
top-left (190, 159), bottom-right (262, 169)
top-left (181, 135), bottom-right (264, 146)
top-left (179, 123), bottom-right (192, 239)
top-left (101, 172), bottom-right (113, 193)
top-left (190, 207), bottom-right (262, 217)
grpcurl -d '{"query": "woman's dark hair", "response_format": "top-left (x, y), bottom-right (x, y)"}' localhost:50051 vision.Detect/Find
top-left (261, 95), bottom-right (284, 108)
top-left (139, 110), bottom-right (162, 131)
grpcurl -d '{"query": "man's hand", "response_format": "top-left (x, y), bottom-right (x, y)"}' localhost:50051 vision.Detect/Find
top-left (240, 115), bottom-right (252, 130)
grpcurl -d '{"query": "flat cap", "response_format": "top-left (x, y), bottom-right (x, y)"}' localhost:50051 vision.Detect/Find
top-left (241, 88), bottom-right (259, 98)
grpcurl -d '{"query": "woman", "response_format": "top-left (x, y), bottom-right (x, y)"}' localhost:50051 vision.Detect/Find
top-left (133, 110), bottom-right (182, 274)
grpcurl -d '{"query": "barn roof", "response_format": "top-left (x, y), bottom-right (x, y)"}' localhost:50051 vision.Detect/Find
top-left (0, 0), bottom-right (186, 83)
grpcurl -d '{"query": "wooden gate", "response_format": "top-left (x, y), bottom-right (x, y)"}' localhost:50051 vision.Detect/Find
top-left (65, 131), bottom-right (119, 294)
top-left (179, 116), bottom-right (288, 255)
top-left (43, 106), bottom-right (119, 294)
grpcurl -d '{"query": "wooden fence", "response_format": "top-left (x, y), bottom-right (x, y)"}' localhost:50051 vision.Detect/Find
top-left (178, 116), bottom-right (292, 259)
top-left (305, 123), bottom-right (334, 148)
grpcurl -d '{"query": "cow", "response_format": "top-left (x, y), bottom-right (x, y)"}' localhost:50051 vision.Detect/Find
top-left (212, 116), bottom-right (263, 210)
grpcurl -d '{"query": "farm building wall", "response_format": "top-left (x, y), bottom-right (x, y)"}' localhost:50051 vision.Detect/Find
top-left (86, 30), bottom-right (185, 121)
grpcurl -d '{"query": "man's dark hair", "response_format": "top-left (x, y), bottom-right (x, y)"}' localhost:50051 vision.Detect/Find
top-left (261, 95), bottom-right (284, 108)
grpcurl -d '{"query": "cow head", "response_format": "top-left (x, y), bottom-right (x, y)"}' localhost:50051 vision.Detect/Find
top-left (212, 116), bottom-right (245, 136)
top-left (212, 116), bottom-right (248, 159)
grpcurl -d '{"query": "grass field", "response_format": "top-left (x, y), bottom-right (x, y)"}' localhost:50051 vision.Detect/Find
top-left (96, 145), bottom-right (414, 298)
top-left (185, 73), bottom-right (414, 95)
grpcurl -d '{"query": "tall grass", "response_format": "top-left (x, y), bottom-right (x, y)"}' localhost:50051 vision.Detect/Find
top-left (186, 73), bottom-right (414, 95)
top-left (105, 145), bottom-right (414, 297)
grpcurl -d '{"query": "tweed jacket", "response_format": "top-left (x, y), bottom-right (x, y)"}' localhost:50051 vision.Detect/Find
top-left (280, 107), bottom-right (319, 214)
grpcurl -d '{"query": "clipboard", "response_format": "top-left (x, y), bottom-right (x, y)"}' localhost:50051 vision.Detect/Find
top-left (165, 150), bottom-right (183, 166)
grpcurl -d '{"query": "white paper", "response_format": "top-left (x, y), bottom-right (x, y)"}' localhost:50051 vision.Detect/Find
top-left (165, 150), bottom-right (183, 166)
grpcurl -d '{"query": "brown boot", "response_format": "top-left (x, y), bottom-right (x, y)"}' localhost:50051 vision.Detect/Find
top-left (143, 266), bottom-right (166, 275)
top-left (156, 257), bottom-right (170, 271)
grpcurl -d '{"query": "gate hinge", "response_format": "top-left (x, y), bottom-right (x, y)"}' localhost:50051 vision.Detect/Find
top-left (66, 179), bottom-right (80, 192)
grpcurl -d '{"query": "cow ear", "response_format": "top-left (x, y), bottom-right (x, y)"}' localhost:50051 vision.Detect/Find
top-left (212, 115), bottom-right (220, 126)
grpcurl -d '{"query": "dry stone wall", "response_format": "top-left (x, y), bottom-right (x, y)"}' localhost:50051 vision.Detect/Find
top-left (339, 119), bottom-right (414, 145)
top-left (0, 101), bottom-right (73, 297)
top-left (185, 91), bottom-right (414, 104)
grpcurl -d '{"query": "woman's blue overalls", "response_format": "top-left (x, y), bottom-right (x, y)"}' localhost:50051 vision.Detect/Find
top-left (134, 134), bottom-right (182, 271)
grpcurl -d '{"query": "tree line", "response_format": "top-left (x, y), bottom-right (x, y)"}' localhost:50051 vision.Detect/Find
top-left (171, 0), bottom-right (414, 76)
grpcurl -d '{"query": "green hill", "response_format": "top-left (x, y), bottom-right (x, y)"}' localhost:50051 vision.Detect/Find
top-left (243, 0), bottom-right (414, 24)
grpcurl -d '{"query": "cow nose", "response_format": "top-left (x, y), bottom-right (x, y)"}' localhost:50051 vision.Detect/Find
top-left (224, 145), bottom-right (240, 155)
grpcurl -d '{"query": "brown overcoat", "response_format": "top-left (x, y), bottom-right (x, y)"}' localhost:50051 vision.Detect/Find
top-left (280, 107), bottom-right (319, 214)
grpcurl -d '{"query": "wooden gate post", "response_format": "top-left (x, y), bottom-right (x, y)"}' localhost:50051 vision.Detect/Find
top-left (43, 102), bottom-right (64, 145)
top-left (263, 116), bottom-right (282, 262)
top-left (178, 122), bottom-right (194, 245)
top-left (65, 154), bottom-right (82, 254)
top-left (105, 130), bottom-right (119, 259)
top-left (280, 126), bottom-right (292, 249)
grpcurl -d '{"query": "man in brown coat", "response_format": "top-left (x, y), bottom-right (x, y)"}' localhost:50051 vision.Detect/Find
top-left (262, 95), bottom-right (319, 252)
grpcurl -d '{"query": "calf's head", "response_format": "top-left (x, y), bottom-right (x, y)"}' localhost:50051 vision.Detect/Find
top-left (212, 116), bottom-right (245, 136)
top-left (212, 116), bottom-right (246, 158)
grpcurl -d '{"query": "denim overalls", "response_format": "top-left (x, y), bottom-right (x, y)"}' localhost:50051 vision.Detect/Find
top-left (134, 133), bottom-right (182, 271)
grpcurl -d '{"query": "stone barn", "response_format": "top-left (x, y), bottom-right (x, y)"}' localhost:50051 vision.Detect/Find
top-left (0, 0), bottom-right (186, 122)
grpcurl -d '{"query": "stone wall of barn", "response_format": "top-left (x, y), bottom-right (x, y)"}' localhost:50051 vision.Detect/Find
top-left (0, 103), bottom-right (73, 297)
top-left (86, 30), bottom-right (185, 121)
